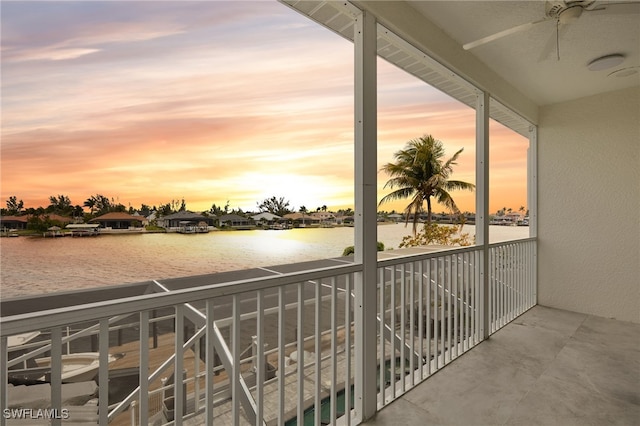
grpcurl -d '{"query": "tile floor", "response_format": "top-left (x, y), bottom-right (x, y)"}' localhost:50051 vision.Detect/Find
top-left (363, 305), bottom-right (640, 426)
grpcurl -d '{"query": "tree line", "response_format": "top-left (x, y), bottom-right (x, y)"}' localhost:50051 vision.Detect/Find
top-left (1, 193), bottom-right (349, 220)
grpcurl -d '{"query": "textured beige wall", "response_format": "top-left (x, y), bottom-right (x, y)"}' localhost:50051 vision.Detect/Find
top-left (538, 87), bottom-right (640, 323)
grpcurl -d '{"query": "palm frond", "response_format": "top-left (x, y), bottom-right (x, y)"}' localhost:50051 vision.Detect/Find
top-left (380, 134), bottom-right (474, 234)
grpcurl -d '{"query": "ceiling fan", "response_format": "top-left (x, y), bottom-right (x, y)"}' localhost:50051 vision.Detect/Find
top-left (463, 0), bottom-right (640, 59)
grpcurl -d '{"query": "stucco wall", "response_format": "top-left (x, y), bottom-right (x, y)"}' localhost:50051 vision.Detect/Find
top-left (538, 87), bottom-right (640, 323)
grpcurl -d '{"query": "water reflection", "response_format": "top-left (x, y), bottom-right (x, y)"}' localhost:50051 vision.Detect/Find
top-left (0, 224), bottom-right (527, 298)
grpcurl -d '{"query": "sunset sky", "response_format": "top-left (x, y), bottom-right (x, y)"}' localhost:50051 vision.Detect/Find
top-left (1, 1), bottom-right (528, 215)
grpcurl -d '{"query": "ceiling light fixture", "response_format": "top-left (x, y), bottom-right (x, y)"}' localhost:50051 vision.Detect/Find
top-left (587, 54), bottom-right (625, 71)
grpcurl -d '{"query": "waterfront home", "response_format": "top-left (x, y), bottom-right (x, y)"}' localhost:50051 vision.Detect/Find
top-left (309, 211), bottom-right (336, 226)
top-left (158, 211), bottom-right (216, 230)
top-left (282, 212), bottom-right (317, 227)
top-left (0, 214), bottom-right (74, 231)
top-left (89, 212), bottom-right (143, 230)
top-left (1, 2), bottom-right (637, 426)
top-left (251, 212), bottom-right (281, 223)
top-left (41, 214), bottom-right (75, 226)
top-left (0, 215), bottom-right (28, 230)
top-left (386, 213), bottom-right (404, 223)
top-left (218, 213), bottom-right (252, 229)
top-left (335, 214), bottom-right (355, 225)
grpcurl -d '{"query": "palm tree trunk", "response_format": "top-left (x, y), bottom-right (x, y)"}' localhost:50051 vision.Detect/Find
top-left (426, 197), bottom-right (432, 224)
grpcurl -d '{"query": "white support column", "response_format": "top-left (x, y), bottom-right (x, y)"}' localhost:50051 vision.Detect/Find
top-left (528, 125), bottom-right (538, 305)
top-left (528, 126), bottom-right (538, 238)
top-left (354, 9), bottom-right (377, 423)
top-left (475, 91), bottom-right (490, 340)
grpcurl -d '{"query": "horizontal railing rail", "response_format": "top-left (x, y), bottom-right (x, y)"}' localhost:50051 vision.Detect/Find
top-left (0, 263), bottom-right (363, 335)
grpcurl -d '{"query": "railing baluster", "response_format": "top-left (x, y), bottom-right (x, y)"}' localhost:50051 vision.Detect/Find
top-left (330, 277), bottom-right (338, 425)
top-left (344, 274), bottom-right (352, 426)
top-left (529, 241), bottom-right (532, 307)
top-left (425, 259), bottom-right (431, 376)
top-left (492, 247), bottom-right (497, 331)
top-left (400, 263), bottom-right (406, 393)
top-left (491, 247), bottom-right (502, 332)
top-left (314, 280), bottom-right (321, 426)
top-left (510, 244), bottom-right (515, 321)
top-left (454, 254), bottom-right (459, 359)
top-left (409, 261), bottom-right (415, 387)
top-left (139, 311), bottom-right (149, 426)
top-left (232, 295), bottom-right (241, 425)
top-left (256, 289), bottom-right (264, 426)
top-left (433, 258), bottom-right (439, 371)
top-left (516, 243), bottom-right (521, 316)
top-left (462, 252), bottom-right (468, 351)
top-left (378, 267), bottom-right (385, 405)
top-left (296, 283), bottom-right (304, 425)
top-left (417, 260), bottom-right (424, 380)
top-left (494, 246), bottom-right (499, 331)
top-left (50, 327), bottom-right (62, 426)
top-left (277, 286), bottom-right (285, 425)
top-left (503, 245), bottom-right (508, 323)
top-left (390, 265), bottom-right (396, 399)
top-left (439, 257), bottom-right (445, 367)
top-left (447, 255), bottom-right (452, 362)
top-left (194, 327), bottom-right (200, 415)
top-left (205, 299), bottom-right (215, 426)
top-left (175, 305), bottom-right (184, 426)
top-left (474, 250), bottom-right (479, 343)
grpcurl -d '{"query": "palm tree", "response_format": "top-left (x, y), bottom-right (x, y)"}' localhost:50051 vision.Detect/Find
top-left (379, 134), bottom-right (475, 233)
top-left (83, 197), bottom-right (96, 215)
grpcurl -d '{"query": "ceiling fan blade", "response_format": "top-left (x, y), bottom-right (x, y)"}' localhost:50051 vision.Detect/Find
top-left (587, 2), bottom-right (640, 14)
top-left (463, 17), bottom-right (552, 50)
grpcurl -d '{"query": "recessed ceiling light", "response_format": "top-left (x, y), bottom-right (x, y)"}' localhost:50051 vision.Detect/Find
top-left (607, 67), bottom-right (640, 78)
top-left (587, 54), bottom-right (625, 71)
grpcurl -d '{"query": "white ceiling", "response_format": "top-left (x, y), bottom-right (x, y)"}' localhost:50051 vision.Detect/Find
top-left (408, 0), bottom-right (640, 106)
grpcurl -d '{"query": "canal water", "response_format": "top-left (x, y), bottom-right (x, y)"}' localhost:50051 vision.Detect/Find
top-left (0, 224), bottom-right (528, 298)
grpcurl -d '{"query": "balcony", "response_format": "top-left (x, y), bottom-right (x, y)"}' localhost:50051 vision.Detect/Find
top-left (2, 1), bottom-right (638, 425)
top-left (2, 239), bottom-right (538, 425)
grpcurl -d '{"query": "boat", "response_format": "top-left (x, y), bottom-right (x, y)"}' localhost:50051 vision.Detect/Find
top-left (35, 352), bottom-right (122, 382)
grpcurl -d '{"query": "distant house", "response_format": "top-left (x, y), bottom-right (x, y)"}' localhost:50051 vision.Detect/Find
top-left (387, 213), bottom-right (404, 223)
top-left (89, 212), bottom-right (143, 229)
top-left (251, 212), bottom-right (281, 223)
top-left (0, 215), bottom-right (28, 230)
top-left (282, 212), bottom-right (322, 227)
top-left (43, 214), bottom-right (74, 226)
top-left (218, 214), bottom-right (252, 229)
top-left (310, 212), bottom-right (335, 222)
top-left (0, 214), bottom-right (73, 230)
top-left (335, 215), bottom-right (355, 225)
top-left (131, 212), bottom-right (149, 226)
top-left (158, 211), bottom-right (216, 229)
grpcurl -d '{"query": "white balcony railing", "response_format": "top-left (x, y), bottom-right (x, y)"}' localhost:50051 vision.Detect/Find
top-left (1, 239), bottom-right (535, 426)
